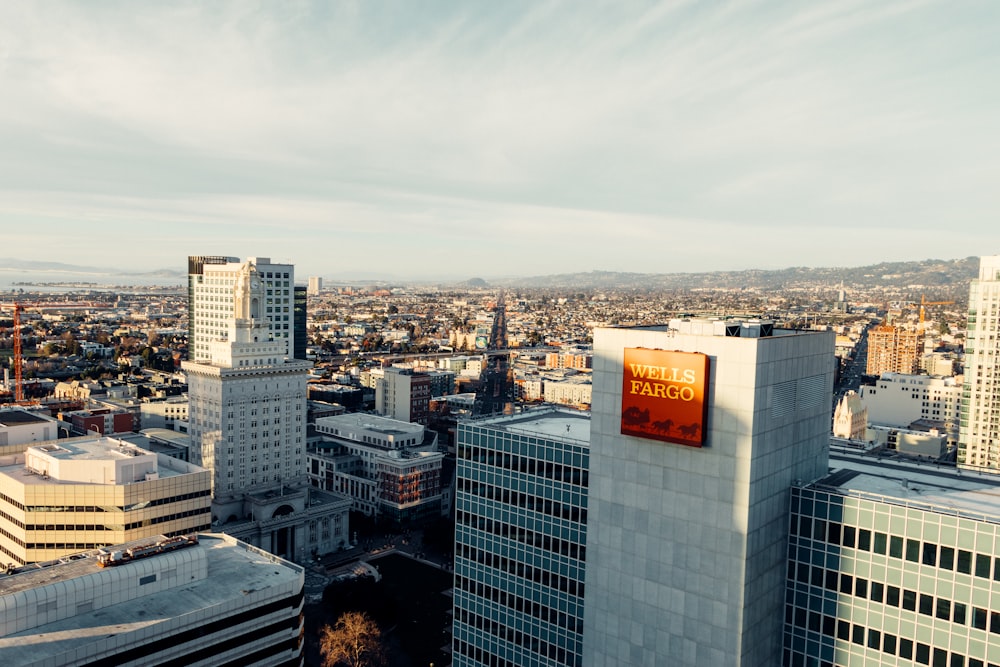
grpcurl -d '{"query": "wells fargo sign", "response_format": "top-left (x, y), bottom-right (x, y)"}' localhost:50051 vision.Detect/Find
top-left (621, 348), bottom-right (709, 447)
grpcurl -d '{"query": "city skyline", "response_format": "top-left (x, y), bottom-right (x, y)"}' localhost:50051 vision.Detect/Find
top-left (2, 1), bottom-right (998, 279)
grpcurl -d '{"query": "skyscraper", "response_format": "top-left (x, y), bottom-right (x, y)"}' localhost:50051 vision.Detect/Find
top-left (187, 256), bottom-right (296, 362)
top-left (584, 319), bottom-right (833, 666)
top-left (182, 259), bottom-right (350, 561)
top-left (453, 407), bottom-right (590, 667)
top-left (293, 284), bottom-right (308, 361)
top-left (959, 255), bottom-right (1000, 470)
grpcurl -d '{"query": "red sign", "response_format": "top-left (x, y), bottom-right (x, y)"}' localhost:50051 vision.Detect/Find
top-left (621, 348), bottom-right (709, 447)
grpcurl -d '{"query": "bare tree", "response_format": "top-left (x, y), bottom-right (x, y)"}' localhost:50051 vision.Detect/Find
top-left (320, 611), bottom-right (386, 667)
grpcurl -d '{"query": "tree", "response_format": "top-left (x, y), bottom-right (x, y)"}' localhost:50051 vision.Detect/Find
top-left (320, 611), bottom-right (386, 667)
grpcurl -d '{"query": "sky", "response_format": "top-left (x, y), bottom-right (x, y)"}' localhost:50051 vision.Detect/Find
top-left (1, 1), bottom-right (998, 281)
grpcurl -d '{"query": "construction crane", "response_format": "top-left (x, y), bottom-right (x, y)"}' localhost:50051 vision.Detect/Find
top-left (918, 294), bottom-right (955, 333)
top-left (1, 303), bottom-right (26, 403)
top-left (1, 300), bottom-right (112, 404)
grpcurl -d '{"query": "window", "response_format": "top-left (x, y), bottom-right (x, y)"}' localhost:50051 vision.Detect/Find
top-left (958, 550), bottom-right (973, 574)
top-left (977, 554), bottom-right (991, 578)
top-left (954, 602), bottom-right (967, 625)
top-left (858, 529), bottom-right (872, 551)
top-left (923, 542), bottom-right (938, 566)
top-left (890, 535), bottom-right (904, 558)
top-left (906, 539), bottom-right (920, 562)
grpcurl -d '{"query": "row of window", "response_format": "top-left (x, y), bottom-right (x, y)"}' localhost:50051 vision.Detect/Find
top-left (24, 524), bottom-right (212, 550)
top-left (2, 489), bottom-right (211, 514)
top-left (454, 633), bottom-right (580, 667)
top-left (455, 540), bottom-right (584, 597)
top-left (456, 508), bottom-right (586, 561)
top-left (458, 445), bottom-right (588, 487)
top-left (791, 514), bottom-right (1000, 581)
top-left (791, 560), bottom-right (1000, 632)
top-left (454, 571), bottom-right (583, 634)
top-left (457, 479), bottom-right (586, 524)
top-left (787, 609), bottom-right (996, 667)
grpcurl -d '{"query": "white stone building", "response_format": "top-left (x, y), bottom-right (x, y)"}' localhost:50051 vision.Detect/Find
top-left (182, 260), bottom-right (350, 562)
top-left (187, 256), bottom-right (297, 362)
top-left (859, 373), bottom-right (962, 445)
top-left (832, 390), bottom-right (868, 440)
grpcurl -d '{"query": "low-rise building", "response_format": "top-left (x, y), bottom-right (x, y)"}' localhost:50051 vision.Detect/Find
top-left (859, 373), bottom-right (962, 445)
top-left (0, 408), bottom-right (62, 451)
top-left (833, 390), bottom-right (868, 440)
top-left (139, 395), bottom-right (189, 430)
top-left (0, 435), bottom-right (212, 565)
top-left (309, 413), bottom-right (445, 525)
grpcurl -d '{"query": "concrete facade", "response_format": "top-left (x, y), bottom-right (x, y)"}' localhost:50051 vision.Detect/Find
top-left (584, 320), bottom-right (834, 666)
top-left (0, 435), bottom-right (211, 565)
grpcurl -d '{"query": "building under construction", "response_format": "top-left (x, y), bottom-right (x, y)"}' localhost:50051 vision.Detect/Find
top-left (866, 324), bottom-right (921, 376)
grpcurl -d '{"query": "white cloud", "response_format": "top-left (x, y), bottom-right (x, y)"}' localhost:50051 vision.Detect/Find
top-left (0, 0), bottom-right (998, 277)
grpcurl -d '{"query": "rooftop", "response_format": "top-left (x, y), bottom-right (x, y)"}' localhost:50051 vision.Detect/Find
top-left (0, 533), bottom-right (302, 666)
top-left (0, 436), bottom-right (204, 486)
top-left (0, 409), bottom-right (49, 427)
top-left (316, 412), bottom-right (425, 437)
top-left (475, 406), bottom-right (591, 445)
top-left (813, 450), bottom-right (1000, 523)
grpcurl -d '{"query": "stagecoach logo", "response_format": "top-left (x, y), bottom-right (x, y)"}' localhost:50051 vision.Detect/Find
top-left (621, 348), bottom-right (709, 447)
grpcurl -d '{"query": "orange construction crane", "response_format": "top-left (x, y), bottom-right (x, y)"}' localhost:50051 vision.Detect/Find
top-left (1, 300), bottom-right (111, 403)
top-left (918, 294), bottom-right (955, 333)
top-left (1, 303), bottom-right (26, 402)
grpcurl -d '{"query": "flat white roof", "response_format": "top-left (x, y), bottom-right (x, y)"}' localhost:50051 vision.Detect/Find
top-left (478, 408), bottom-right (591, 445)
top-left (819, 452), bottom-right (1000, 522)
top-left (0, 534), bottom-right (302, 666)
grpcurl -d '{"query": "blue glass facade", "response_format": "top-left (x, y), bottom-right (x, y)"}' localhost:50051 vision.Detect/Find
top-left (453, 410), bottom-right (589, 667)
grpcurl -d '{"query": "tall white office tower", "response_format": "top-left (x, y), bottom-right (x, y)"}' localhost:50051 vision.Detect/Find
top-left (584, 320), bottom-right (834, 666)
top-left (187, 256), bottom-right (296, 362)
top-left (183, 260), bottom-right (350, 561)
top-left (959, 255), bottom-right (1000, 471)
top-left (307, 276), bottom-right (322, 295)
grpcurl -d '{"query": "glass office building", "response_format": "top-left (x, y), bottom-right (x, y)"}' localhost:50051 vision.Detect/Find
top-left (453, 407), bottom-right (590, 667)
top-left (785, 453), bottom-right (1000, 667)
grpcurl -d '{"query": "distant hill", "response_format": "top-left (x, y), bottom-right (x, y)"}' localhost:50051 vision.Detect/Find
top-left (494, 257), bottom-right (980, 292)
